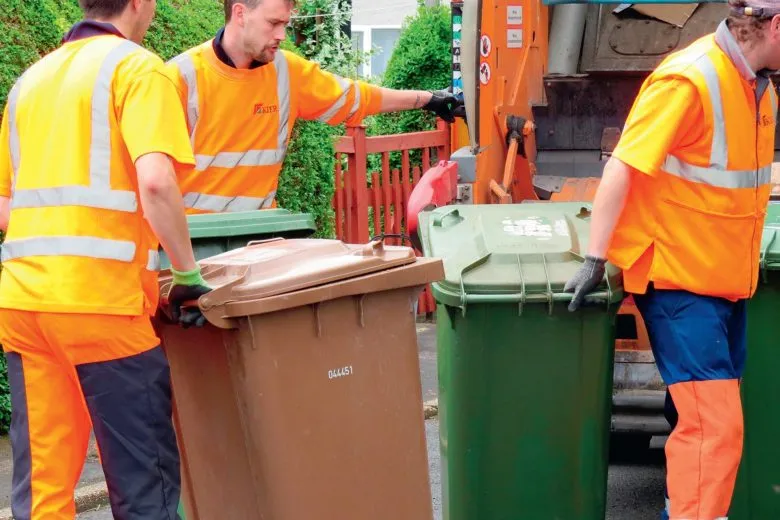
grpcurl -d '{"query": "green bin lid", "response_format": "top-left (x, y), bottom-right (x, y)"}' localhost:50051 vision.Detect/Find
top-left (760, 202), bottom-right (780, 270)
top-left (418, 202), bottom-right (623, 312)
top-left (185, 209), bottom-right (316, 239)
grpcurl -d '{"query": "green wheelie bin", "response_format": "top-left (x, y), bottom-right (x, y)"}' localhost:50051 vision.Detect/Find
top-left (159, 208), bottom-right (316, 269)
top-left (730, 201), bottom-right (780, 519)
top-left (417, 202), bottom-right (624, 520)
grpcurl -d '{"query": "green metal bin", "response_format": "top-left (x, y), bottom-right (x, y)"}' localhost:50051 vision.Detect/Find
top-left (159, 208), bottom-right (316, 269)
top-left (730, 202), bottom-right (780, 519)
top-left (418, 202), bottom-right (624, 520)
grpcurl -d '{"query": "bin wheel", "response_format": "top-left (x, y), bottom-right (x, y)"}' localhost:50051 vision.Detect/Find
top-left (610, 432), bottom-right (652, 456)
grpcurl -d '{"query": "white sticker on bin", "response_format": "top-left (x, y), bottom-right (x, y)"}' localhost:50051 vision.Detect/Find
top-left (501, 217), bottom-right (569, 240)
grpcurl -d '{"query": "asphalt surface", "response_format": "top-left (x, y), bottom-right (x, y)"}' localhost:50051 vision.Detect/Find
top-left (76, 426), bottom-right (667, 520)
top-left (73, 322), bottom-right (667, 519)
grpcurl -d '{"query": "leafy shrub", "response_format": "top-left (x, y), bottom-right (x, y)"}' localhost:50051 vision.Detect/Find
top-left (277, 0), bottom-right (369, 237)
top-left (366, 3), bottom-right (452, 138)
top-left (364, 3), bottom-right (453, 172)
top-left (0, 353), bottom-right (10, 436)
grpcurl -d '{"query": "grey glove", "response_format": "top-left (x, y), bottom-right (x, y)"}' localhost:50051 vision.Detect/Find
top-left (564, 256), bottom-right (606, 312)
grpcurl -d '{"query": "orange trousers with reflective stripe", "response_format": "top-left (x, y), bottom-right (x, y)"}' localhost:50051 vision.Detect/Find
top-left (0, 309), bottom-right (180, 520)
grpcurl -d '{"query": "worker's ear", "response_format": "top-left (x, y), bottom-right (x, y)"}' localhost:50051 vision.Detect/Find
top-left (771, 14), bottom-right (780, 40)
top-left (232, 2), bottom-right (247, 26)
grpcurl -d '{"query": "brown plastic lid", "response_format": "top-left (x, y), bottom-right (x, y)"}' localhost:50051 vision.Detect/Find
top-left (159, 238), bottom-right (444, 328)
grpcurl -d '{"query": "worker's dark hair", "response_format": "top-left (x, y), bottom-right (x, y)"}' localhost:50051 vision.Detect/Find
top-left (78, 0), bottom-right (132, 18)
top-left (224, 0), bottom-right (296, 22)
top-left (727, 0), bottom-right (775, 43)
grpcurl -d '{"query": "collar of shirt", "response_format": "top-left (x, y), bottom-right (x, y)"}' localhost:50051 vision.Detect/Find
top-left (714, 19), bottom-right (775, 103)
top-left (61, 20), bottom-right (126, 43)
top-left (714, 19), bottom-right (778, 82)
top-left (212, 26), bottom-right (265, 69)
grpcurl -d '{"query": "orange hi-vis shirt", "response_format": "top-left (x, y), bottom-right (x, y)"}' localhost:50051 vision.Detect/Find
top-left (0, 25), bottom-right (195, 316)
top-left (607, 20), bottom-right (777, 301)
top-left (165, 36), bottom-right (383, 214)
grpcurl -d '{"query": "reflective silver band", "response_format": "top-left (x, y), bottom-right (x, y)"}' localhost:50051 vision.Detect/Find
top-left (1, 236), bottom-right (136, 263)
top-left (4, 40), bottom-right (156, 269)
top-left (10, 39), bottom-right (140, 213)
top-left (147, 249), bottom-right (160, 271)
top-left (11, 186), bottom-right (136, 212)
top-left (169, 52), bottom-right (199, 144)
top-left (348, 80), bottom-right (361, 119)
top-left (275, 51), bottom-right (291, 149)
top-left (194, 148), bottom-right (286, 171)
top-left (317, 76), bottom-right (351, 123)
top-left (183, 191), bottom-right (276, 212)
top-left (693, 55), bottom-right (728, 170)
top-left (7, 79), bottom-right (22, 185)
top-left (661, 53), bottom-right (773, 190)
top-left (663, 156), bottom-right (771, 189)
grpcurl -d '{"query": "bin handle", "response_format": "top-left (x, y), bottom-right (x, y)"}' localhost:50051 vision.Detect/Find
top-left (459, 251), bottom-right (615, 317)
top-left (458, 252), bottom-right (493, 316)
top-left (432, 208), bottom-right (461, 227)
top-left (358, 238), bottom-right (385, 256)
top-left (247, 237), bottom-right (286, 247)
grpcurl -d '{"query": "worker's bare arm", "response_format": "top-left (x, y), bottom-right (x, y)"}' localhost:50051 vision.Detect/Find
top-left (587, 157), bottom-right (632, 258)
top-left (135, 152), bottom-right (198, 273)
top-left (377, 88), bottom-right (434, 113)
top-left (0, 196), bottom-right (9, 232)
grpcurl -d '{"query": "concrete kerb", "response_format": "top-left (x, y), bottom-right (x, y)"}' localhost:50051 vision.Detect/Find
top-left (0, 399), bottom-right (441, 518)
top-left (0, 482), bottom-right (109, 519)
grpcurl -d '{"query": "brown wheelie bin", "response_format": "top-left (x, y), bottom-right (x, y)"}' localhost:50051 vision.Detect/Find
top-left (154, 237), bottom-right (443, 520)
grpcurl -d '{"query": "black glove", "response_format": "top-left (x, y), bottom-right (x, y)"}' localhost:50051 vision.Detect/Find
top-left (167, 266), bottom-right (212, 328)
top-left (563, 256), bottom-right (606, 312)
top-left (423, 89), bottom-right (464, 123)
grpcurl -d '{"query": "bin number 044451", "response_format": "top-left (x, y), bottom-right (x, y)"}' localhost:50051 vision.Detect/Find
top-left (328, 366), bottom-right (353, 380)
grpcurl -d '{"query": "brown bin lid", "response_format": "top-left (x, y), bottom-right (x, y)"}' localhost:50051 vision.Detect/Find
top-left (159, 238), bottom-right (444, 328)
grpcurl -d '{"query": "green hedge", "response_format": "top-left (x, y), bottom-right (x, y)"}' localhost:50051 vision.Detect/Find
top-left (365, 3), bottom-right (453, 172)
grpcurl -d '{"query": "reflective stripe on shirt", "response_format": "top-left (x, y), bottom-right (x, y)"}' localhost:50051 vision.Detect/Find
top-left (169, 49), bottom-right (291, 211)
top-left (662, 53), bottom-right (773, 189)
top-left (5, 40), bottom-right (152, 266)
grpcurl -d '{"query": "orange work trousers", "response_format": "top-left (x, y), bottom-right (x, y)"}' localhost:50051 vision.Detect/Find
top-left (635, 287), bottom-right (745, 520)
top-left (0, 309), bottom-right (181, 520)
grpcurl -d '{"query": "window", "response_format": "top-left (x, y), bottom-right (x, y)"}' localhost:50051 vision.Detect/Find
top-left (351, 30), bottom-right (365, 77)
top-left (369, 28), bottom-right (401, 77)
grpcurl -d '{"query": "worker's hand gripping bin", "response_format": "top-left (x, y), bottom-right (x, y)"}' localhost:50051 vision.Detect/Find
top-left (417, 203), bottom-right (624, 520)
top-left (155, 237), bottom-right (444, 520)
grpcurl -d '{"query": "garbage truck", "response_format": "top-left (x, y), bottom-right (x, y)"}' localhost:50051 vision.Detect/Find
top-left (411, 0), bottom-right (780, 451)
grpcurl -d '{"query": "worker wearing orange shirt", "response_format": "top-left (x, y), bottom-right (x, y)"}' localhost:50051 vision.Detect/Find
top-left (165, 0), bottom-right (463, 214)
top-left (0, 0), bottom-right (211, 518)
top-left (565, 2), bottom-right (779, 519)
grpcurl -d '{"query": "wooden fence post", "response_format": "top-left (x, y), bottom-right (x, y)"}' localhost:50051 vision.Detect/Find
top-left (346, 126), bottom-right (370, 243)
top-left (436, 118), bottom-right (452, 162)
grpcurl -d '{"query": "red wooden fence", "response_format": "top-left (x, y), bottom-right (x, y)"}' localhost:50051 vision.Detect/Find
top-left (332, 120), bottom-right (451, 314)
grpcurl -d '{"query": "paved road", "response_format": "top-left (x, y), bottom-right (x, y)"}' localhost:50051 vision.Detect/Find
top-left (77, 424), bottom-right (666, 519)
top-left (76, 322), bottom-right (666, 519)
